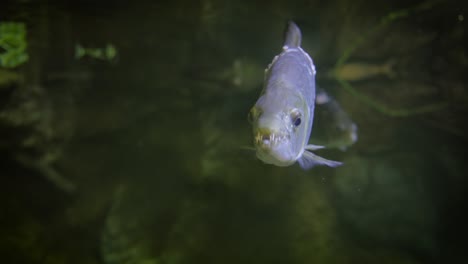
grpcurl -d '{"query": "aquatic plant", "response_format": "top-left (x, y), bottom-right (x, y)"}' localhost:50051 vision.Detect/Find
top-left (0, 22), bottom-right (29, 68)
top-left (333, 0), bottom-right (447, 117)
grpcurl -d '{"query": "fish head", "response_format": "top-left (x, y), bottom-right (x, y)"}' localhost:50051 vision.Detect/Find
top-left (249, 92), bottom-right (310, 166)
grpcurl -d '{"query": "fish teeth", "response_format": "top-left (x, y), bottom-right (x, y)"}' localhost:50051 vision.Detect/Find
top-left (255, 132), bottom-right (287, 146)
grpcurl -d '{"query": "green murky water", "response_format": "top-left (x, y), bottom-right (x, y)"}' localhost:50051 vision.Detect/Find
top-left (1, 0), bottom-right (467, 263)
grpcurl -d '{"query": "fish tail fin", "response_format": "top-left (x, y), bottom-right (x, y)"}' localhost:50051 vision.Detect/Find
top-left (297, 150), bottom-right (343, 170)
top-left (284, 21), bottom-right (302, 48)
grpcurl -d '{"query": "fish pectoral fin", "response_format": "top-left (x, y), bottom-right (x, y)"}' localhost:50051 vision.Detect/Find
top-left (305, 144), bottom-right (325, 150)
top-left (239, 145), bottom-right (256, 151)
top-left (297, 150), bottom-right (343, 170)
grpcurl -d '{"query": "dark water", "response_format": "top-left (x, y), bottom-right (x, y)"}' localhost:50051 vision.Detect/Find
top-left (1, 0), bottom-right (467, 263)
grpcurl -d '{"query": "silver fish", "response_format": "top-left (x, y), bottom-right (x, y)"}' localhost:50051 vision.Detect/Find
top-left (249, 21), bottom-right (342, 170)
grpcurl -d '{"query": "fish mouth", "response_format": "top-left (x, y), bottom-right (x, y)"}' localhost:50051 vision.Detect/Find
top-left (254, 130), bottom-right (295, 166)
top-left (254, 130), bottom-right (289, 148)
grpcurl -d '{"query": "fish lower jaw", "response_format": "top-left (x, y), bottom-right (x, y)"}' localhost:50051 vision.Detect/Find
top-left (256, 149), bottom-right (296, 167)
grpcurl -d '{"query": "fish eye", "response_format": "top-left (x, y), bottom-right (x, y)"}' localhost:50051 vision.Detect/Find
top-left (294, 117), bottom-right (301, 126)
top-left (290, 109), bottom-right (302, 127)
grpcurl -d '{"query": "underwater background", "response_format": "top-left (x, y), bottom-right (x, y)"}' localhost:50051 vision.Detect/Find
top-left (1, 0), bottom-right (467, 263)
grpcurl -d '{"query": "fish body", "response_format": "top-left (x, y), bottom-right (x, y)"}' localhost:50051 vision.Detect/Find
top-left (249, 22), bottom-right (342, 169)
top-left (312, 87), bottom-right (358, 150)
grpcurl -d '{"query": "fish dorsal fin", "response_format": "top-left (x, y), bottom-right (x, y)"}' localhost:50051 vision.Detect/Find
top-left (284, 21), bottom-right (302, 48)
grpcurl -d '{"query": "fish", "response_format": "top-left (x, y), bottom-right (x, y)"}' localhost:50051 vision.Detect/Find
top-left (331, 60), bottom-right (396, 81)
top-left (75, 43), bottom-right (118, 61)
top-left (248, 21), bottom-right (342, 170)
top-left (311, 87), bottom-right (358, 150)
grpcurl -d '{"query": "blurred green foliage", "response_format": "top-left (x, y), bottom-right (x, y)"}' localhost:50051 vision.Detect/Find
top-left (333, 0), bottom-right (447, 117)
top-left (0, 22), bottom-right (29, 68)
